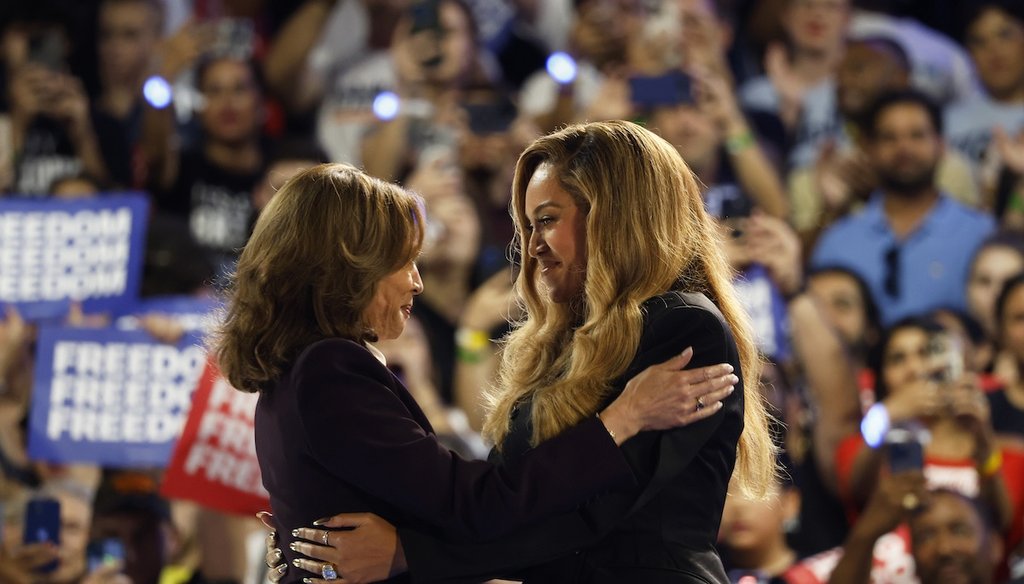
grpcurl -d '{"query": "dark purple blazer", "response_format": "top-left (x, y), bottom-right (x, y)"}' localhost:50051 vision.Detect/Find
top-left (254, 337), bottom-right (636, 584)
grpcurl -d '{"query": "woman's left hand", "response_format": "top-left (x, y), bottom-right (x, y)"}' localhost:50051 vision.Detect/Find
top-left (288, 513), bottom-right (406, 584)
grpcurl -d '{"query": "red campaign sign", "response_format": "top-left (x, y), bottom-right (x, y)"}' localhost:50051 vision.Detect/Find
top-left (160, 357), bottom-right (269, 516)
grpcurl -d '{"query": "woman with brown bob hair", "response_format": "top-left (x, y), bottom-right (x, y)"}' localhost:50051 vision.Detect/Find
top-left (216, 162), bottom-right (738, 584)
top-left (281, 124), bottom-right (776, 583)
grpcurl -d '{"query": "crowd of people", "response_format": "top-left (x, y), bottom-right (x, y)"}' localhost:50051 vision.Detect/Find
top-left (1, 0), bottom-right (1024, 582)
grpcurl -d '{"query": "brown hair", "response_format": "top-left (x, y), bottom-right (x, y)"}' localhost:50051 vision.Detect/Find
top-left (484, 121), bottom-right (776, 498)
top-left (213, 163), bottom-right (424, 393)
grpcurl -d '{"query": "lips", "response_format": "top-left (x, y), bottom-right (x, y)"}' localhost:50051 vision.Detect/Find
top-left (401, 304), bottom-right (413, 317)
top-left (538, 261), bottom-right (560, 274)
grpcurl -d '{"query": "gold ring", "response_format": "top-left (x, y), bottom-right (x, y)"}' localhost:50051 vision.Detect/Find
top-left (901, 493), bottom-right (919, 511)
top-left (322, 530), bottom-right (330, 546)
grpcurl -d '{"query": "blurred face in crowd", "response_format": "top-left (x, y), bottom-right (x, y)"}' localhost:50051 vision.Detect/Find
top-left (91, 512), bottom-right (166, 584)
top-left (98, 0), bottom-right (161, 86)
top-left (965, 7), bottom-right (1024, 100)
top-left (998, 282), bottom-right (1024, 365)
top-left (569, 0), bottom-right (640, 67)
top-left (869, 103), bottom-right (942, 195)
top-left (881, 325), bottom-right (932, 393)
top-left (808, 270), bottom-right (871, 350)
top-left (525, 164), bottom-right (588, 304)
top-left (648, 103), bottom-right (719, 173)
top-left (967, 244), bottom-right (1024, 337)
top-left (782, 0), bottom-right (850, 55)
top-left (420, 194), bottom-right (482, 269)
top-left (198, 58), bottom-right (262, 145)
top-left (837, 41), bottom-right (909, 121)
top-left (394, 0), bottom-right (475, 87)
top-left (4, 492), bottom-right (92, 584)
top-left (910, 491), bottom-right (999, 584)
top-left (719, 480), bottom-right (798, 561)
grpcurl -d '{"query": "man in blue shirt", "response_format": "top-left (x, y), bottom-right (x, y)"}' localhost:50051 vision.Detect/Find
top-left (812, 90), bottom-right (995, 325)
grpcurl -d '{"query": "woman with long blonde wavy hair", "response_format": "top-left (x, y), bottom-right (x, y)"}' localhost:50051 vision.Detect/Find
top-left (224, 162), bottom-right (739, 584)
top-left (279, 124), bottom-right (775, 583)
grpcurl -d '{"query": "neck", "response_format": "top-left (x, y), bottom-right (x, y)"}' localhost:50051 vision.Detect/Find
top-left (728, 542), bottom-right (796, 576)
top-left (204, 139), bottom-right (261, 174)
top-left (883, 188), bottom-right (939, 239)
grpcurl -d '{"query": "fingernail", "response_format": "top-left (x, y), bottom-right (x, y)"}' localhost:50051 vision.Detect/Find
top-left (717, 401), bottom-right (724, 409)
top-left (681, 346), bottom-right (693, 356)
top-left (291, 529), bottom-right (299, 537)
top-left (292, 559), bottom-right (300, 567)
top-left (303, 579), bottom-right (312, 584)
top-left (727, 385), bottom-right (735, 394)
top-left (313, 516), bottom-right (332, 526)
top-left (724, 364), bottom-right (734, 373)
top-left (729, 374), bottom-right (739, 384)
top-left (277, 565), bottom-right (288, 574)
top-left (289, 542), bottom-right (298, 551)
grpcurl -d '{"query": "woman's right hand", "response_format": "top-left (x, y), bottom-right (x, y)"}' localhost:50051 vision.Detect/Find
top-left (598, 347), bottom-right (737, 445)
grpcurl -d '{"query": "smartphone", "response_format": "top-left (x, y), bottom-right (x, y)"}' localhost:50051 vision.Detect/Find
top-left (23, 498), bottom-right (61, 573)
top-left (86, 538), bottom-right (125, 572)
top-left (629, 71), bottom-right (693, 108)
top-left (926, 331), bottom-right (964, 385)
top-left (28, 30), bottom-right (66, 71)
top-left (885, 427), bottom-right (926, 474)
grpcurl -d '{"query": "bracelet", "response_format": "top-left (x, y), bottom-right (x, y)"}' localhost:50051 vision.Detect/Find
top-left (980, 450), bottom-right (1003, 479)
top-left (455, 328), bottom-right (490, 364)
top-left (725, 129), bottom-right (756, 154)
top-left (596, 412), bottom-right (616, 440)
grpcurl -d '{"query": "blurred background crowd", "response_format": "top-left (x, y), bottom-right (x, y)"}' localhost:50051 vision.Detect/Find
top-left (1, 0), bottom-right (1024, 582)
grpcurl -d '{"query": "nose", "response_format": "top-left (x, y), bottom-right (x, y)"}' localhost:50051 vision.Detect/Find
top-left (411, 263), bottom-right (424, 295)
top-left (528, 229), bottom-right (545, 259)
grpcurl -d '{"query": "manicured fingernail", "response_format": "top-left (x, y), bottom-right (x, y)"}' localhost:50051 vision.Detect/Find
top-left (717, 401), bottom-right (724, 409)
top-left (681, 346), bottom-right (693, 356)
top-left (277, 565), bottom-right (287, 574)
top-left (291, 529), bottom-right (299, 537)
top-left (289, 542), bottom-right (298, 551)
top-left (727, 385), bottom-right (735, 394)
top-left (313, 516), bottom-right (332, 526)
top-left (292, 559), bottom-right (300, 567)
top-left (724, 364), bottom-right (734, 373)
top-left (303, 578), bottom-right (312, 584)
top-left (729, 374), bottom-right (739, 384)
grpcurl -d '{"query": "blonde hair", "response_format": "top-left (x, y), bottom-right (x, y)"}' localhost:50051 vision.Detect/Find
top-left (483, 121), bottom-right (775, 498)
top-left (213, 163), bottom-right (424, 393)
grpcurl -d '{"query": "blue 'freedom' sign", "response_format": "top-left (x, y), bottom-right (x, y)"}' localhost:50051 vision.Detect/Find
top-left (28, 326), bottom-right (206, 467)
top-left (0, 194), bottom-right (149, 320)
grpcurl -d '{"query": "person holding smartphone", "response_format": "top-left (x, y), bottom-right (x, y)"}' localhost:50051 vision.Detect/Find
top-left (834, 318), bottom-right (1020, 566)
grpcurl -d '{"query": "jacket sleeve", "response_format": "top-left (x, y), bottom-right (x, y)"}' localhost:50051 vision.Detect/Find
top-left (399, 303), bottom-right (744, 582)
top-left (295, 339), bottom-right (636, 542)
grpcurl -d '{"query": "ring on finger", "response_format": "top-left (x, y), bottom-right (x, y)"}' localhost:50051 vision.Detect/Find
top-left (696, 395), bottom-right (706, 412)
top-left (321, 563), bottom-right (339, 580)
top-left (321, 530), bottom-right (330, 546)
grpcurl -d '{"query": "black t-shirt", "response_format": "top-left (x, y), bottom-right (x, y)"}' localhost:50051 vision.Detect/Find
top-left (155, 148), bottom-right (263, 271)
top-left (987, 388), bottom-right (1024, 440)
top-left (13, 116), bottom-right (81, 195)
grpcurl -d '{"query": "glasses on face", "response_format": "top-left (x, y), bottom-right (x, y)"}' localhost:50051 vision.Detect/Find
top-left (884, 245), bottom-right (900, 298)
